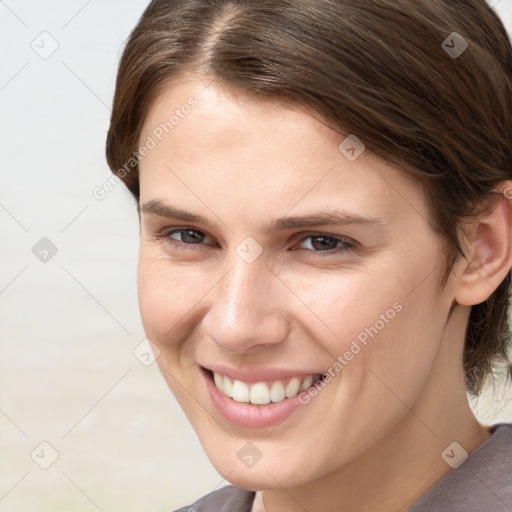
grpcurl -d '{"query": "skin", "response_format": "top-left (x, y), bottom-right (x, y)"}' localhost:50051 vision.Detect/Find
top-left (136, 72), bottom-right (512, 512)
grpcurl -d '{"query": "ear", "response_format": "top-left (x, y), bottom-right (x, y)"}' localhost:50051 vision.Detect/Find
top-left (453, 181), bottom-right (512, 307)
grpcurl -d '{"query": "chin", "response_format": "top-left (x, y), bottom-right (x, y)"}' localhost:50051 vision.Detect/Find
top-left (203, 443), bottom-right (321, 491)
top-left (220, 467), bottom-right (296, 491)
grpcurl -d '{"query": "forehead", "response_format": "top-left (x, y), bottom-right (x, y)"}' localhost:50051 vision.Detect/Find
top-left (138, 75), bottom-right (428, 226)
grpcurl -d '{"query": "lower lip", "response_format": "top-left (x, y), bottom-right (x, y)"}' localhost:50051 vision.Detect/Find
top-left (201, 368), bottom-right (306, 429)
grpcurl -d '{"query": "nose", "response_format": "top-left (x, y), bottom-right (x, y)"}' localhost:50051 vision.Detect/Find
top-left (203, 254), bottom-right (290, 354)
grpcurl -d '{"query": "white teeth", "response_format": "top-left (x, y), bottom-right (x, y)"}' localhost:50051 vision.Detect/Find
top-left (214, 372), bottom-right (224, 389)
top-left (250, 382), bottom-right (271, 405)
top-left (270, 381), bottom-right (285, 402)
top-left (212, 371), bottom-right (318, 405)
top-left (285, 377), bottom-right (300, 398)
top-left (232, 380), bottom-right (250, 403)
top-left (301, 376), bottom-right (313, 391)
top-left (223, 375), bottom-right (233, 397)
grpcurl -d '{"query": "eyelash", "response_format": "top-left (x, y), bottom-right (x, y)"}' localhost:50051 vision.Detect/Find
top-left (154, 228), bottom-right (357, 256)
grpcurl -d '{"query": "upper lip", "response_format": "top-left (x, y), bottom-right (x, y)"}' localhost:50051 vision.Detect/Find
top-left (201, 364), bottom-right (323, 383)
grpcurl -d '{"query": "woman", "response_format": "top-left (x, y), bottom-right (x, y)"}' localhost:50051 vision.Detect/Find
top-left (106, 0), bottom-right (512, 510)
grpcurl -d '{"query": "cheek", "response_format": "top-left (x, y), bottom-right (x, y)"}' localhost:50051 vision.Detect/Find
top-left (334, 280), bottom-right (447, 427)
top-left (136, 252), bottom-right (210, 343)
top-left (289, 266), bottom-right (406, 346)
top-left (298, 260), bottom-right (446, 384)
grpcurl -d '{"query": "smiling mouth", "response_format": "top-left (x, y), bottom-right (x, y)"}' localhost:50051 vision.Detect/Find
top-left (207, 369), bottom-right (325, 405)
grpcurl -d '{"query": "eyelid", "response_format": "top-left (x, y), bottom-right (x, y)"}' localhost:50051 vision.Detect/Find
top-left (294, 231), bottom-right (356, 246)
top-left (156, 226), bottom-right (215, 246)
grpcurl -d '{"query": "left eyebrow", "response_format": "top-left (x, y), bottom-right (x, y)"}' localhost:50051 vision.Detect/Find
top-left (140, 199), bottom-right (385, 233)
top-left (267, 211), bottom-right (385, 232)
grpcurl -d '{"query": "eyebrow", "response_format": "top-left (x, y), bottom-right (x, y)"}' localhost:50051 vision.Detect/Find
top-left (140, 199), bottom-right (385, 232)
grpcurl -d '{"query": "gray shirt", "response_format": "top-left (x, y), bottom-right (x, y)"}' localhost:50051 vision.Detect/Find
top-left (173, 423), bottom-right (512, 512)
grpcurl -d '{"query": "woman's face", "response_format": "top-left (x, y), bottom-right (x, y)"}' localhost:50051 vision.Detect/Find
top-left (136, 73), bottom-right (457, 489)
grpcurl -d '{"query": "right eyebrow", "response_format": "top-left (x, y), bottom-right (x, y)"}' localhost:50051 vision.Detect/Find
top-left (140, 200), bottom-right (217, 229)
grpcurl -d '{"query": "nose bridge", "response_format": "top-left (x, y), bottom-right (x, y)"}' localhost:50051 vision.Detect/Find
top-left (224, 256), bottom-right (266, 317)
top-left (205, 251), bottom-right (288, 352)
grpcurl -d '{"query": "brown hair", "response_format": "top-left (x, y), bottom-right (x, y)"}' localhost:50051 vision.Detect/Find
top-left (105, 0), bottom-right (512, 396)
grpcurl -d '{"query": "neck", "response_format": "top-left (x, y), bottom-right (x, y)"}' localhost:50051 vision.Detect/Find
top-left (257, 305), bottom-right (492, 512)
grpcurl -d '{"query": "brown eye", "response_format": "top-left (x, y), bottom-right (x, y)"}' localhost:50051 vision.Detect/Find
top-left (296, 234), bottom-right (357, 256)
top-left (155, 228), bottom-right (214, 251)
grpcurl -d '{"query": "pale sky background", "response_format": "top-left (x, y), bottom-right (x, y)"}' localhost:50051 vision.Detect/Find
top-left (0, 1), bottom-right (511, 511)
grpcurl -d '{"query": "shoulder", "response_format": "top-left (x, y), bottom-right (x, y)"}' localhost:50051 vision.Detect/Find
top-left (408, 423), bottom-right (512, 511)
top-left (170, 485), bottom-right (255, 512)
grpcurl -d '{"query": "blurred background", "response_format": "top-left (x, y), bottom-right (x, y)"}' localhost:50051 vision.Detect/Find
top-left (0, 1), bottom-right (511, 511)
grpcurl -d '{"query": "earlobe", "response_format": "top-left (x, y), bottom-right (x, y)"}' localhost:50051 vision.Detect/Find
top-left (454, 181), bottom-right (512, 307)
